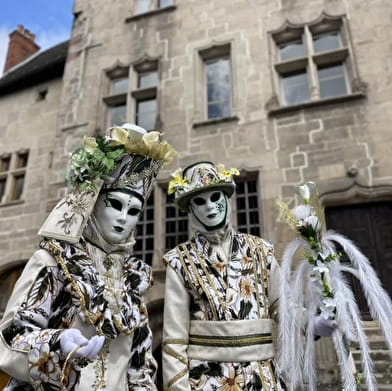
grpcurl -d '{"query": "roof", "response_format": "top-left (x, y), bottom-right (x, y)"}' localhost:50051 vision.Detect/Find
top-left (0, 40), bottom-right (69, 95)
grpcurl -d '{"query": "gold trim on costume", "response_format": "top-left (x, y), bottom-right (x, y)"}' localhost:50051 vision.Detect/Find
top-left (189, 242), bottom-right (229, 319)
top-left (180, 244), bottom-right (219, 320)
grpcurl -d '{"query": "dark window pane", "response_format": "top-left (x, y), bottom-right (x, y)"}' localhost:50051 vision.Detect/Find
top-left (250, 211), bottom-right (259, 225)
top-left (13, 175), bottom-right (25, 200)
top-left (236, 197), bottom-right (246, 210)
top-left (109, 105), bottom-right (127, 127)
top-left (237, 182), bottom-right (245, 193)
top-left (166, 236), bottom-right (175, 249)
top-left (282, 71), bottom-right (310, 105)
top-left (111, 78), bottom-right (128, 95)
top-left (247, 180), bottom-right (257, 193)
top-left (279, 39), bottom-right (305, 61)
top-left (166, 221), bottom-right (176, 232)
top-left (17, 152), bottom-right (28, 168)
top-left (318, 64), bottom-right (347, 98)
top-left (145, 253), bottom-right (153, 265)
top-left (0, 157), bottom-right (10, 172)
top-left (136, 223), bottom-right (144, 236)
top-left (146, 223), bottom-right (154, 235)
top-left (250, 227), bottom-right (260, 236)
top-left (159, 0), bottom-right (173, 7)
top-left (147, 208), bottom-right (154, 220)
top-left (134, 240), bottom-right (142, 251)
top-left (238, 212), bottom-right (247, 225)
top-left (146, 238), bottom-right (154, 249)
top-left (249, 196), bottom-right (258, 209)
top-left (136, 99), bottom-right (157, 130)
top-left (178, 220), bottom-right (187, 231)
top-left (313, 32), bottom-right (341, 53)
top-left (0, 178), bottom-right (6, 201)
top-left (138, 71), bottom-right (158, 89)
top-left (166, 206), bottom-right (175, 218)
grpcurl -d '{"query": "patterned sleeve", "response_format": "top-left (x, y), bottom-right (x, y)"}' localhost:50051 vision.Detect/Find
top-left (126, 259), bottom-right (158, 391)
top-left (0, 249), bottom-right (79, 390)
top-left (127, 301), bottom-right (158, 391)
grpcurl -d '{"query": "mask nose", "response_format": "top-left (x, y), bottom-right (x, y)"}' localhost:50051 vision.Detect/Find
top-left (116, 209), bottom-right (128, 224)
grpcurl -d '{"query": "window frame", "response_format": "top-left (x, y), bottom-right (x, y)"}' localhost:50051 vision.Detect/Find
top-left (232, 172), bottom-right (262, 237)
top-left (267, 14), bottom-right (366, 114)
top-left (103, 66), bottom-right (130, 128)
top-left (0, 150), bottom-right (29, 205)
top-left (131, 60), bottom-right (159, 131)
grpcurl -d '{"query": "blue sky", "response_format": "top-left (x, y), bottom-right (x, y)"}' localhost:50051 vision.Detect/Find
top-left (0, 0), bottom-right (74, 75)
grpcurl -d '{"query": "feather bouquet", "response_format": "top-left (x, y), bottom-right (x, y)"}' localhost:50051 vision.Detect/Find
top-left (277, 182), bottom-right (392, 391)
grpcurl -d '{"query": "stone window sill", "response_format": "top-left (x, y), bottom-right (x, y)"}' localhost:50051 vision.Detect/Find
top-left (125, 5), bottom-right (176, 23)
top-left (193, 115), bottom-right (239, 129)
top-left (0, 199), bottom-right (24, 208)
top-left (267, 93), bottom-right (366, 116)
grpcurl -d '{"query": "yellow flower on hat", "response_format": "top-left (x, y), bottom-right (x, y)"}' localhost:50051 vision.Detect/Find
top-left (83, 137), bottom-right (98, 153)
top-left (216, 164), bottom-right (240, 181)
top-left (109, 126), bottom-right (131, 146)
top-left (168, 168), bottom-right (188, 194)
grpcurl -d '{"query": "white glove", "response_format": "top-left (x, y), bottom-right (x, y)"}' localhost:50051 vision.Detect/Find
top-left (312, 316), bottom-right (337, 337)
top-left (60, 328), bottom-right (105, 360)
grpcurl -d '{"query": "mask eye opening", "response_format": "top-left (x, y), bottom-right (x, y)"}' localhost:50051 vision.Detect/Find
top-left (108, 198), bottom-right (122, 211)
top-left (210, 192), bottom-right (221, 202)
top-left (193, 197), bottom-right (206, 206)
top-left (128, 208), bottom-right (141, 216)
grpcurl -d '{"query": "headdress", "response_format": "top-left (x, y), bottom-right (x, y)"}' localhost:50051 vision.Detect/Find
top-left (168, 161), bottom-right (239, 211)
top-left (38, 123), bottom-right (176, 243)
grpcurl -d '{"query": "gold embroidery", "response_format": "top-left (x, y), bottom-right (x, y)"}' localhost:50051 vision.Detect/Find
top-left (244, 235), bottom-right (262, 318)
top-left (189, 242), bottom-right (228, 318)
top-left (46, 241), bottom-right (104, 334)
top-left (266, 359), bottom-right (279, 389)
top-left (181, 243), bottom-right (219, 321)
top-left (175, 246), bottom-right (205, 305)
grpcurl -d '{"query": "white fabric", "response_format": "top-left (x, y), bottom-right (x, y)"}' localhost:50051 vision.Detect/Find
top-left (187, 319), bottom-right (274, 362)
top-left (312, 316), bottom-right (337, 337)
top-left (162, 267), bottom-right (191, 391)
top-left (60, 328), bottom-right (105, 359)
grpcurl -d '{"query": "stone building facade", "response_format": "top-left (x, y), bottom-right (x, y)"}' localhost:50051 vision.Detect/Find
top-left (1, 0), bottom-right (392, 388)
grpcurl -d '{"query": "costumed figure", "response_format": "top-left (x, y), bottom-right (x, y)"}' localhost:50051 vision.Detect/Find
top-left (0, 124), bottom-right (176, 390)
top-left (161, 161), bottom-right (334, 391)
top-left (278, 182), bottom-right (392, 391)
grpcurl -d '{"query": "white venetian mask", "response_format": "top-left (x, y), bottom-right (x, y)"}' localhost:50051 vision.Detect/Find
top-left (189, 190), bottom-right (228, 231)
top-left (93, 190), bottom-right (143, 244)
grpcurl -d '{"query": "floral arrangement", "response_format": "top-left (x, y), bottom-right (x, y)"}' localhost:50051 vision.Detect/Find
top-left (67, 126), bottom-right (176, 192)
top-left (277, 182), bottom-right (392, 391)
top-left (167, 164), bottom-right (239, 195)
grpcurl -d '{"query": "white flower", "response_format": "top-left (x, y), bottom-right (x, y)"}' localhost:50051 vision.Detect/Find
top-left (303, 215), bottom-right (320, 230)
top-left (313, 260), bottom-right (330, 274)
top-left (293, 204), bottom-right (311, 220)
top-left (298, 184), bottom-right (310, 202)
top-left (320, 297), bottom-right (337, 319)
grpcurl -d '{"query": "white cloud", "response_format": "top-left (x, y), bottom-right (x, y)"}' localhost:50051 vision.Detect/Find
top-left (0, 25), bottom-right (71, 77)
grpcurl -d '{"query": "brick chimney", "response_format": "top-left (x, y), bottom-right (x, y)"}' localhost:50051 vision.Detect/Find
top-left (3, 25), bottom-right (40, 73)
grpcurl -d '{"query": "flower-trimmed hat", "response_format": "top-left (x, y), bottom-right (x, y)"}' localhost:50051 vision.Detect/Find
top-left (39, 123), bottom-right (176, 243)
top-left (168, 161), bottom-right (239, 211)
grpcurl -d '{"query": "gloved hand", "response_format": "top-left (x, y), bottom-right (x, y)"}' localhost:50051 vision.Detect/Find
top-left (312, 316), bottom-right (337, 337)
top-left (60, 328), bottom-right (105, 360)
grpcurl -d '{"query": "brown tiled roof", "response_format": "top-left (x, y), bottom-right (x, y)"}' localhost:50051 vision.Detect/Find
top-left (0, 40), bottom-right (69, 95)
